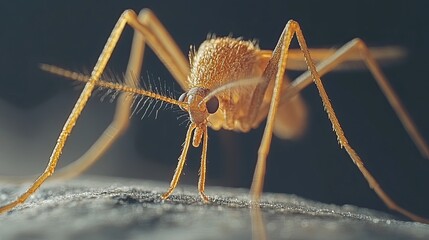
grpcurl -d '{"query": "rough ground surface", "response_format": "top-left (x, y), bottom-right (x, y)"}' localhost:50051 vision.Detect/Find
top-left (0, 177), bottom-right (428, 240)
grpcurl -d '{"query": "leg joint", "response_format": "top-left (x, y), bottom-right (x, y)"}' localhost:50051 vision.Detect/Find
top-left (121, 9), bottom-right (137, 20)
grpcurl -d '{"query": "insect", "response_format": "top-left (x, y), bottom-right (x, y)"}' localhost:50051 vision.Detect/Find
top-left (0, 9), bottom-right (428, 223)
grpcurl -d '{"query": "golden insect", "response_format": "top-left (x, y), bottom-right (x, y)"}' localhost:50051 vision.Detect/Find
top-left (0, 9), bottom-right (427, 223)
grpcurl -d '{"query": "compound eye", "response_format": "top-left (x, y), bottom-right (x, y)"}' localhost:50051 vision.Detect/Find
top-left (206, 96), bottom-right (219, 114)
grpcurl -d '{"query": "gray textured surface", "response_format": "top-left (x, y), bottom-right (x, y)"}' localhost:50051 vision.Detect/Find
top-left (0, 177), bottom-right (428, 240)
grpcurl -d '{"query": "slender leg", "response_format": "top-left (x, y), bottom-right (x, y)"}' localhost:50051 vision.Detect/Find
top-left (249, 20), bottom-right (295, 202)
top-left (280, 38), bottom-right (429, 159)
top-left (198, 127), bottom-right (209, 202)
top-left (0, 10), bottom-right (132, 213)
top-left (0, 9), bottom-right (190, 213)
top-left (0, 9), bottom-right (190, 183)
top-left (249, 20), bottom-right (429, 223)
top-left (49, 9), bottom-right (190, 180)
top-left (161, 123), bottom-right (196, 199)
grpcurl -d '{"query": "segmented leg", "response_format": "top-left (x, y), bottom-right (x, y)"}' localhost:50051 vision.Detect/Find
top-left (161, 123), bottom-right (195, 199)
top-left (249, 20), bottom-right (429, 223)
top-left (43, 9), bottom-right (190, 181)
top-left (282, 38), bottom-right (429, 159)
top-left (197, 127), bottom-right (209, 202)
top-left (0, 9), bottom-right (190, 184)
top-left (0, 10), bottom-right (131, 213)
top-left (0, 9), bottom-right (190, 213)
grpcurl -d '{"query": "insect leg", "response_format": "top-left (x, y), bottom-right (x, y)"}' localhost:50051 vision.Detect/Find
top-left (0, 9), bottom-right (192, 213)
top-left (161, 123), bottom-right (195, 199)
top-left (45, 9), bottom-right (190, 180)
top-left (197, 127), bottom-right (209, 202)
top-left (0, 10), bottom-right (136, 213)
top-left (249, 20), bottom-right (428, 223)
top-left (0, 9), bottom-right (190, 184)
top-left (282, 38), bottom-right (429, 159)
top-left (249, 20), bottom-right (297, 202)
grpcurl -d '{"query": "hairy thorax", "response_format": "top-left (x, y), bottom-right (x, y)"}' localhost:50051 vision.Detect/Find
top-left (188, 37), bottom-right (268, 132)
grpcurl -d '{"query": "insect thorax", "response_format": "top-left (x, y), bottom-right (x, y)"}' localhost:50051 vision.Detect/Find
top-left (187, 37), bottom-right (267, 132)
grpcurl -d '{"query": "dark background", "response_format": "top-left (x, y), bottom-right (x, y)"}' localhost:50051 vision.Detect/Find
top-left (0, 0), bottom-right (428, 220)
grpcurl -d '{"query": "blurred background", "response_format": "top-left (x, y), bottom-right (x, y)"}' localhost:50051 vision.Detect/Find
top-left (0, 0), bottom-right (428, 220)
